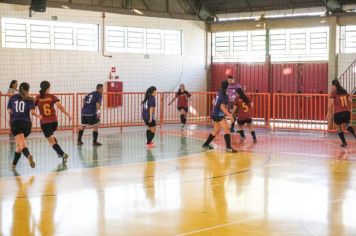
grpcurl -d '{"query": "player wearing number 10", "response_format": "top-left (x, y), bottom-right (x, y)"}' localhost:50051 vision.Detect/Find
top-left (36, 81), bottom-right (71, 163)
top-left (7, 82), bottom-right (42, 169)
top-left (328, 79), bottom-right (356, 147)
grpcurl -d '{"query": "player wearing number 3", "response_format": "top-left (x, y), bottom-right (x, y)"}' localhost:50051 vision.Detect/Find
top-left (328, 79), bottom-right (356, 147)
top-left (232, 88), bottom-right (257, 144)
top-left (35, 81), bottom-right (71, 162)
top-left (7, 82), bottom-right (42, 169)
top-left (77, 84), bottom-right (104, 146)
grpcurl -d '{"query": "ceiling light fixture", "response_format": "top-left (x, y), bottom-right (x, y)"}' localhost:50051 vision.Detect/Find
top-left (61, 5), bottom-right (70, 9)
top-left (132, 9), bottom-right (143, 15)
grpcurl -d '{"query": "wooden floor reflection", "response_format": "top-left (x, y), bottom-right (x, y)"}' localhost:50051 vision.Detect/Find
top-left (0, 127), bottom-right (356, 236)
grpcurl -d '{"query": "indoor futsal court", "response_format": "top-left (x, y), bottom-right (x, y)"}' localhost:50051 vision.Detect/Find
top-left (1, 0), bottom-right (356, 236)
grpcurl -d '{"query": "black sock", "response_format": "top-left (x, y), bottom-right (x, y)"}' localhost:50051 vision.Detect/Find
top-left (224, 134), bottom-right (232, 149)
top-left (338, 131), bottom-right (347, 144)
top-left (146, 130), bottom-right (150, 141)
top-left (204, 134), bottom-right (215, 146)
top-left (78, 130), bottom-right (84, 142)
top-left (180, 114), bottom-right (185, 124)
top-left (251, 131), bottom-right (257, 140)
top-left (231, 119), bottom-right (235, 129)
top-left (22, 148), bottom-right (30, 158)
top-left (13, 152), bottom-right (21, 166)
top-left (238, 130), bottom-right (245, 138)
top-left (346, 126), bottom-right (356, 138)
top-left (93, 131), bottom-right (98, 143)
top-left (52, 144), bottom-right (65, 157)
top-left (147, 130), bottom-right (155, 144)
top-left (183, 116), bottom-right (187, 125)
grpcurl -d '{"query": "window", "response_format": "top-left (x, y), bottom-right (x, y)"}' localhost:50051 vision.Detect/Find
top-left (213, 30), bottom-right (266, 63)
top-left (340, 25), bottom-right (356, 53)
top-left (105, 26), bottom-right (181, 55)
top-left (270, 27), bottom-right (328, 62)
top-left (1, 17), bottom-right (98, 52)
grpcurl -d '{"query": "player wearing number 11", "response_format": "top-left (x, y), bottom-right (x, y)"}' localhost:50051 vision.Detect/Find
top-left (36, 81), bottom-right (71, 163)
top-left (328, 79), bottom-right (356, 147)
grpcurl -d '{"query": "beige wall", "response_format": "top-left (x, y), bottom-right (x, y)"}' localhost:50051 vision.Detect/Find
top-left (0, 3), bottom-right (207, 93)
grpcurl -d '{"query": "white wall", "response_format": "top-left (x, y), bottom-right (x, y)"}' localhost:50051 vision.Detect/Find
top-left (0, 3), bottom-right (207, 93)
top-left (338, 53), bottom-right (356, 77)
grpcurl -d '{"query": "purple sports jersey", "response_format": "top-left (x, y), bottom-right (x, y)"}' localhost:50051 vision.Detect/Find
top-left (82, 91), bottom-right (102, 116)
top-left (211, 90), bottom-right (229, 118)
top-left (7, 94), bottom-right (35, 123)
top-left (227, 83), bottom-right (241, 108)
top-left (142, 96), bottom-right (156, 121)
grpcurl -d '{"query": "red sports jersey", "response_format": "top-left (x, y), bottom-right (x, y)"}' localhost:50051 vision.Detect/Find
top-left (35, 94), bottom-right (60, 124)
top-left (234, 97), bottom-right (253, 120)
top-left (176, 91), bottom-right (191, 108)
top-left (330, 91), bottom-right (350, 114)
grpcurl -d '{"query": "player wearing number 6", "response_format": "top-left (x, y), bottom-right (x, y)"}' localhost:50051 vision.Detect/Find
top-left (7, 82), bottom-right (42, 169)
top-left (77, 84), bottom-right (104, 146)
top-left (35, 81), bottom-right (71, 162)
top-left (232, 88), bottom-right (257, 144)
top-left (328, 79), bottom-right (356, 147)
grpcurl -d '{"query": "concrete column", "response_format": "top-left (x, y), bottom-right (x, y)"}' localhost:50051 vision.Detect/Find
top-left (328, 16), bottom-right (338, 92)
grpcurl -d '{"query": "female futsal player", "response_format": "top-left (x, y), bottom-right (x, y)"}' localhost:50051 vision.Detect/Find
top-left (202, 80), bottom-right (237, 153)
top-left (168, 84), bottom-right (191, 130)
top-left (35, 81), bottom-right (72, 162)
top-left (7, 82), bottom-right (42, 169)
top-left (232, 88), bottom-right (257, 143)
top-left (328, 79), bottom-right (356, 147)
top-left (227, 75), bottom-right (240, 132)
top-left (142, 86), bottom-right (157, 148)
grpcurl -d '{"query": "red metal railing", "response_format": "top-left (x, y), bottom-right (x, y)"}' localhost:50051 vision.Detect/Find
top-left (0, 92), bottom-right (354, 134)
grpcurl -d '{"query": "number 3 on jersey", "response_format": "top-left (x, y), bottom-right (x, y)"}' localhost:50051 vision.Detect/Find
top-left (340, 96), bottom-right (348, 107)
top-left (43, 104), bottom-right (51, 116)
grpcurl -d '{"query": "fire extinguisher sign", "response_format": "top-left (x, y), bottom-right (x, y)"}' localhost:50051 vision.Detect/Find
top-left (111, 67), bottom-right (116, 73)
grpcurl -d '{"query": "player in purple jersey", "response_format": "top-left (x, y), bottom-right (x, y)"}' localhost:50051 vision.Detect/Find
top-left (7, 82), bottom-right (42, 169)
top-left (202, 80), bottom-right (237, 153)
top-left (227, 75), bottom-right (241, 132)
top-left (77, 84), bottom-right (104, 146)
top-left (142, 86), bottom-right (157, 148)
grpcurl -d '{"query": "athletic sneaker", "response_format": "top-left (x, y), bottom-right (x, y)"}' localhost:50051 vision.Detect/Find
top-left (181, 124), bottom-right (185, 131)
top-left (340, 143), bottom-right (348, 148)
top-left (11, 165), bottom-right (16, 171)
top-left (240, 137), bottom-right (245, 143)
top-left (77, 141), bottom-right (84, 146)
top-left (28, 155), bottom-right (36, 168)
top-left (93, 142), bottom-right (102, 147)
top-left (146, 142), bottom-right (155, 148)
top-left (226, 148), bottom-right (238, 153)
top-left (202, 144), bottom-right (214, 150)
top-left (62, 153), bottom-right (69, 163)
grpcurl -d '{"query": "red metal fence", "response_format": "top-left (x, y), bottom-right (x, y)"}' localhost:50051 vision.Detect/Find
top-left (0, 92), bottom-right (354, 134)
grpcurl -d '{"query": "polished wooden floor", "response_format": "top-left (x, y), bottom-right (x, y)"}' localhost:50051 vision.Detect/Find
top-left (0, 126), bottom-right (355, 236)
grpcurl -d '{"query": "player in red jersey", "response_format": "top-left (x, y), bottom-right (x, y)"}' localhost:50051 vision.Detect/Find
top-left (35, 81), bottom-right (72, 162)
top-left (168, 84), bottom-right (191, 130)
top-left (232, 88), bottom-right (257, 143)
top-left (328, 79), bottom-right (356, 147)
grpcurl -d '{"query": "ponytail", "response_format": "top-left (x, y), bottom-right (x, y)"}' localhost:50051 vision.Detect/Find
top-left (19, 82), bottom-right (33, 101)
top-left (142, 86), bottom-right (157, 104)
top-left (221, 80), bottom-right (229, 96)
top-left (332, 79), bottom-right (348, 95)
top-left (236, 88), bottom-right (250, 105)
top-left (39, 81), bottom-right (50, 99)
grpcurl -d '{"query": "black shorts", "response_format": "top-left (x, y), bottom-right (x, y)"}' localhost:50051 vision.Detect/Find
top-left (212, 116), bottom-right (225, 122)
top-left (11, 121), bottom-right (32, 137)
top-left (41, 121), bottom-right (58, 138)
top-left (237, 119), bottom-right (252, 126)
top-left (334, 111), bottom-right (351, 125)
top-left (81, 115), bottom-right (100, 126)
top-left (178, 107), bottom-right (188, 113)
top-left (144, 119), bottom-right (157, 127)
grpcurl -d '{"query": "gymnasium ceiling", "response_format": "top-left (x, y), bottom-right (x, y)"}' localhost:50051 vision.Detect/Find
top-left (1, 0), bottom-right (356, 20)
